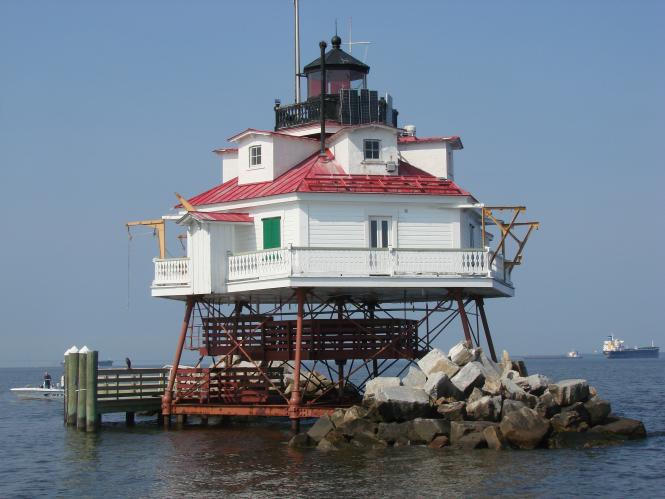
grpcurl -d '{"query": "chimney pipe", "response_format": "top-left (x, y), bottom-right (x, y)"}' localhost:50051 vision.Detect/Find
top-left (319, 40), bottom-right (327, 157)
top-left (294, 0), bottom-right (301, 103)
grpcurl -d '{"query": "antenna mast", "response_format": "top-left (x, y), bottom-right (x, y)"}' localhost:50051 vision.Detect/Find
top-left (294, 0), bottom-right (301, 103)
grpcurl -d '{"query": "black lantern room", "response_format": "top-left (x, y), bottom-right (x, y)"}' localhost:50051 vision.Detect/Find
top-left (303, 36), bottom-right (369, 99)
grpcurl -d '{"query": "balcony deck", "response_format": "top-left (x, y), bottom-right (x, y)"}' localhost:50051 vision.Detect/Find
top-left (151, 247), bottom-right (513, 301)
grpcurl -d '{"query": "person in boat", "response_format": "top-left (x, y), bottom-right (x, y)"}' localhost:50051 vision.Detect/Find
top-left (43, 371), bottom-right (52, 389)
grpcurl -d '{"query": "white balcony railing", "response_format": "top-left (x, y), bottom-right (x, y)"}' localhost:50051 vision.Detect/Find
top-left (153, 257), bottom-right (190, 287)
top-left (227, 247), bottom-right (510, 283)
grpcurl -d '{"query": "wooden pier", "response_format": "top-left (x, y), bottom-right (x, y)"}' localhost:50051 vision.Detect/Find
top-left (63, 349), bottom-right (168, 431)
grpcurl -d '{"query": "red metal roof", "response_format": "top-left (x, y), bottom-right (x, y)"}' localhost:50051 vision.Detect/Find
top-left (186, 151), bottom-right (475, 207)
top-left (187, 212), bottom-right (253, 223)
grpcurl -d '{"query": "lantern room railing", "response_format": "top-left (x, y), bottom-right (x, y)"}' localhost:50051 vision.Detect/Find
top-left (275, 91), bottom-right (398, 130)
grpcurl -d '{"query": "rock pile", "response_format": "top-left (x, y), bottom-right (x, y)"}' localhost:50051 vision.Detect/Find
top-left (290, 342), bottom-right (647, 451)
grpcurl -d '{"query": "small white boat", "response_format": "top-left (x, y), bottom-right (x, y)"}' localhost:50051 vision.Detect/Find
top-left (567, 350), bottom-right (582, 358)
top-left (11, 380), bottom-right (64, 400)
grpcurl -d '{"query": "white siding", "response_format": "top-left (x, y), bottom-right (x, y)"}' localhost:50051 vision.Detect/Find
top-left (397, 208), bottom-right (455, 249)
top-left (208, 223), bottom-right (234, 293)
top-left (308, 204), bottom-right (367, 247)
top-left (231, 203), bottom-right (299, 253)
top-left (189, 224), bottom-right (211, 294)
top-left (398, 142), bottom-right (451, 179)
top-left (221, 152), bottom-right (239, 183)
top-left (234, 225), bottom-right (256, 253)
top-left (273, 136), bottom-right (319, 178)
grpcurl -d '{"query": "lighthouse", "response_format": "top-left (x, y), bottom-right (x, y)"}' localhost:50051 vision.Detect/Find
top-left (134, 36), bottom-right (538, 429)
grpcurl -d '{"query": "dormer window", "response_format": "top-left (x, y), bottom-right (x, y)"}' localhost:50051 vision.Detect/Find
top-left (249, 145), bottom-right (262, 168)
top-left (364, 139), bottom-right (380, 160)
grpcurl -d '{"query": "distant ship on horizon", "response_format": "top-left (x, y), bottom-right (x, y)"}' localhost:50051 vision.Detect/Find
top-left (602, 335), bottom-right (659, 359)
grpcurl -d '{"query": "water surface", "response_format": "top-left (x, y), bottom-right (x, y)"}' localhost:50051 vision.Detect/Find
top-left (1, 357), bottom-right (663, 498)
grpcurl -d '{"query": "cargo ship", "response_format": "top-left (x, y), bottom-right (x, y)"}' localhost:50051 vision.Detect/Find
top-left (602, 335), bottom-right (659, 359)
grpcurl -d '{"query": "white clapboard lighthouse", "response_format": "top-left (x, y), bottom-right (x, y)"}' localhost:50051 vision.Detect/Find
top-left (130, 35), bottom-right (538, 428)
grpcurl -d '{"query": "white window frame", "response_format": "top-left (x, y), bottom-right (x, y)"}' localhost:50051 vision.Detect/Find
top-left (363, 139), bottom-right (381, 161)
top-left (249, 145), bottom-right (262, 169)
top-left (369, 217), bottom-right (392, 249)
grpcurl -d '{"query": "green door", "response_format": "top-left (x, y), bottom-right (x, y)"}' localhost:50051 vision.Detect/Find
top-left (262, 217), bottom-right (281, 249)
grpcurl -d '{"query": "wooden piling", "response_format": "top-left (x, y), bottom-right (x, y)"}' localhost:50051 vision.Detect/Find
top-left (66, 352), bottom-right (79, 426)
top-left (86, 351), bottom-right (98, 432)
top-left (77, 352), bottom-right (87, 430)
top-left (126, 412), bottom-right (135, 426)
top-left (63, 353), bottom-right (69, 424)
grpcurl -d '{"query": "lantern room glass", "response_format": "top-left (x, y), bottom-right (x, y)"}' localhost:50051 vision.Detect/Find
top-left (307, 69), bottom-right (367, 99)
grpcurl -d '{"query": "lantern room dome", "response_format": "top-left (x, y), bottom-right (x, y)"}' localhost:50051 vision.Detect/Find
top-left (303, 36), bottom-right (369, 99)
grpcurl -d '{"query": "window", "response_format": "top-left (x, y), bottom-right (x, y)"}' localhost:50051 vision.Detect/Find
top-left (370, 217), bottom-right (391, 248)
top-left (249, 145), bottom-right (262, 168)
top-left (363, 139), bottom-right (380, 161)
top-left (262, 217), bottom-right (281, 249)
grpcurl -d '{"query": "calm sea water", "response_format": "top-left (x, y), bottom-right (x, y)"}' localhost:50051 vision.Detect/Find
top-left (1, 357), bottom-right (663, 498)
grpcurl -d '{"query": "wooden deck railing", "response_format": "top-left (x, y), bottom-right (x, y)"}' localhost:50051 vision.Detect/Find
top-left (96, 368), bottom-right (168, 403)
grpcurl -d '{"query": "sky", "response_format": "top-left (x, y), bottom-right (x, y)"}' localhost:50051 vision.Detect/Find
top-left (1, 0), bottom-right (664, 366)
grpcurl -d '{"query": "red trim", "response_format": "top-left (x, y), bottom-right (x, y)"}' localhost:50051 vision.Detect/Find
top-left (398, 135), bottom-right (463, 149)
top-left (213, 147), bottom-right (238, 154)
top-left (188, 212), bottom-right (253, 223)
top-left (227, 128), bottom-right (319, 143)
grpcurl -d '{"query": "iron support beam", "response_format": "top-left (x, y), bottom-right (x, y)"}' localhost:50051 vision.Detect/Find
top-left (289, 288), bottom-right (306, 430)
top-left (162, 295), bottom-right (195, 423)
top-left (476, 298), bottom-right (498, 362)
top-left (454, 291), bottom-right (473, 345)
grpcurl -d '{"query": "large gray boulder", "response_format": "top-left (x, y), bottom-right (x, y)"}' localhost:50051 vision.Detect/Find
top-left (377, 421), bottom-right (412, 445)
top-left (477, 352), bottom-right (502, 381)
top-left (584, 398), bottom-right (612, 426)
top-left (535, 390), bottom-right (560, 419)
top-left (402, 366), bottom-right (427, 389)
top-left (550, 403), bottom-right (590, 433)
top-left (341, 405), bottom-right (368, 426)
top-left (436, 401), bottom-right (466, 421)
top-left (502, 377), bottom-right (538, 408)
top-left (450, 421), bottom-right (496, 444)
top-left (316, 429), bottom-right (349, 451)
top-left (525, 374), bottom-right (552, 396)
top-left (364, 377), bottom-right (401, 398)
top-left (548, 379), bottom-right (590, 406)
top-left (364, 386), bottom-right (434, 422)
top-left (451, 361), bottom-right (486, 395)
top-left (483, 425), bottom-right (509, 450)
top-left (338, 418), bottom-right (379, 440)
top-left (424, 371), bottom-right (464, 400)
top-left (449, 341), bottom-right (475, 366)
top-left (417, 348), bottom-right (460, 378)
top-left (408, 418), bottom-right (450, 444)
top-left (499, 407), bottom-right (550, 449)
top-left (482, 377), bottom-right (502, 396)
top-left (466, 395), bottom-right (502, 422)
top-left (467, 387), bottom-right (484, 404)
top-left (588, 417), bottom-right (647, 440)
top-left (501, 399), bottom-right (527, 420)
top-left (307, 415), bottom-right (335, 442)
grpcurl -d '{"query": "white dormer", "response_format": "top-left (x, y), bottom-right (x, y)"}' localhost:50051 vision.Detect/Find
top-left (226, 129), bottom-right (319, 185)
top-left (327, 124), bottom-right (400, 175)
top-left (214, 147), bottom-right (239, 183)
top-left (397, 134), bottom-right (463, 180)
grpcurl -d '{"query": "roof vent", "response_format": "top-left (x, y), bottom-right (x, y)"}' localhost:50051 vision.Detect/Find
top-left (403, 124), bottom-right (416, 137)
top-left (386, 161), bottom-right (397, 173)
